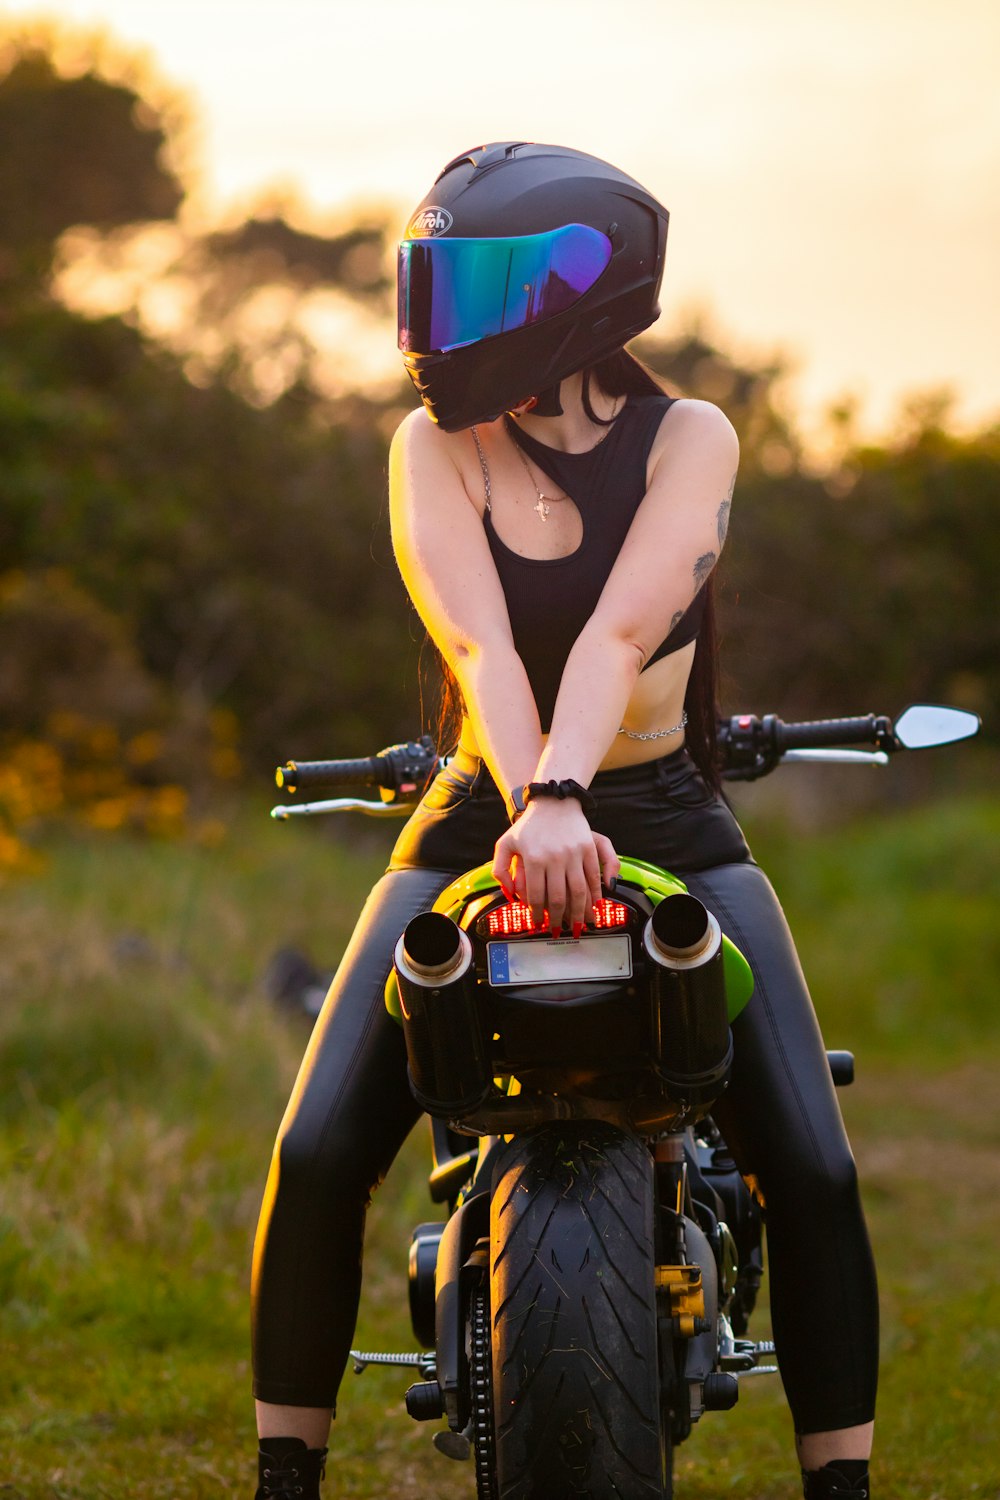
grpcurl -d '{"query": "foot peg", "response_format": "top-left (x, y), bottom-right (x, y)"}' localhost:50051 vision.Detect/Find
top-left (433, 1430), bottom-right (471, 1461)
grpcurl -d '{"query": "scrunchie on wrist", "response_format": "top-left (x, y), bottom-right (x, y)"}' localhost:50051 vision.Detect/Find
top-left (506, 778), bottom-right (598, 824)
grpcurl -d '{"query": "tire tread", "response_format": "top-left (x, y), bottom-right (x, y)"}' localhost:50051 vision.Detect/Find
top-left (490, 1123), bottom-right (668, 1500)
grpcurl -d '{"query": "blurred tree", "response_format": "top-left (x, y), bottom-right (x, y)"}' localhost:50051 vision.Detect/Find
top-left (0, 290), bottom-right (418, 775)
top-left (0, 46), bottom-right (183, 272)
top-left (635, 327), bottom-right (800, 474)
top-left (0, 569), bottom-right (161, 734)
top-left (715, 409), bottom-right (1000, 726)
top-left (172, 214), bottom-right (395, 405)
top-left (204, 217), bottom-right (391, 304)
top-left (0, 33), bottom-right (394, 408)
top-left (0, 28), bottom-right (412, 780)
top-left (0, 22), bottom-right (993, 825)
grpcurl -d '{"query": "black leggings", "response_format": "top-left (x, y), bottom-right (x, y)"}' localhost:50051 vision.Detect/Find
top-left (251, 747), bottom-right (878, 1435)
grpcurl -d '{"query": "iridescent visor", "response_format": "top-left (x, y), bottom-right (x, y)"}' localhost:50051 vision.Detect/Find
top-left (398, 224), bottom-right (613, 355)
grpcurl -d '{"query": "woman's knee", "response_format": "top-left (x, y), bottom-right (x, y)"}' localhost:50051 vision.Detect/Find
top-left (766, 1141), bottom-right (861, 1224)
top-left (271, 1113), bottom-right (377, 1213)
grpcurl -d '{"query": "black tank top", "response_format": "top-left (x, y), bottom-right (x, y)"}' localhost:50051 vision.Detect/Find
top-left (483, 393), bottom-right (705, 731)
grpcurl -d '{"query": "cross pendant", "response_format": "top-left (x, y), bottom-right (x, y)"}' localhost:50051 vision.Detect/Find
top-left (533, 497), bottom-right (550, 521)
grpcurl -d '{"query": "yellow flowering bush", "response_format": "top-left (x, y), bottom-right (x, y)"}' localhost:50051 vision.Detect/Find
top-left (0, 710), bottom-right (241, 875)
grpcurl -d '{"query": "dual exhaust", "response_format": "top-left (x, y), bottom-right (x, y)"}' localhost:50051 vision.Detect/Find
top-left (643, 892), bottom-right (734, 1109)
top-left (393, 914), bottom-right (490, 1116)
top-left (394, 892), bottom-right (734, 1128)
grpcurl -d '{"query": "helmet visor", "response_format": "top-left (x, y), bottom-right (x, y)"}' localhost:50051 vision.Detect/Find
top-left (398, 223), bottom-right (613, 355)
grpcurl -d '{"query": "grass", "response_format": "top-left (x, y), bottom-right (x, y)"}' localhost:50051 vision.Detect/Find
top-left (1, 793), bottom-right (999, 1498)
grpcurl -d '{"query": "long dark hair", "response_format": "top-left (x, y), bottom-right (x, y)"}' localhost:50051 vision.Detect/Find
top-left (429, 348), bottom-right (722, 791)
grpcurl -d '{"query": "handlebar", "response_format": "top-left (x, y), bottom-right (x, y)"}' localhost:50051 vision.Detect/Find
top-left (273, 706), bottom-right (978, 813)
top-left (717, 713), bottom-right (895, 781)
top-left (277, 756), bottom-right (392, 794)
top-left (775, 714), bottom-right (893, 749)
top-left (276, 736), bottom-right (440, 800)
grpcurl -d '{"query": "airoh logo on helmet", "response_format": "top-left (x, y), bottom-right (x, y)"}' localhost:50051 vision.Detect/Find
top-left (408, 206), bottom-right (453, 238)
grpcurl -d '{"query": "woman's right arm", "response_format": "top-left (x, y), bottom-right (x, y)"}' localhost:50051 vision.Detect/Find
top-left (391, 410), bottom-right (619, 929)
top-left (388, 409), bottom-right (544, 809)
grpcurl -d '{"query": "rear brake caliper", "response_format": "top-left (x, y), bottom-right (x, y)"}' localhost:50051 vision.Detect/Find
top-left (655, 1264), bottom-right (710, 1338)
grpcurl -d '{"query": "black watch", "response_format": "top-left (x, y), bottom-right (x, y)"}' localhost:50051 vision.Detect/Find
top-left (506, 784), bottom-right (528, 823)
top-left (522, 778), bottom-right (598, 818)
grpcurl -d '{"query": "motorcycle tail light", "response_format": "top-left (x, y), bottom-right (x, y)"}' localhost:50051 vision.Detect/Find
top-left (486, 901), bottom-right (547, 937)
top-left (483, 897), bottom-right (630, 938)
top-left (589, 898), bottom-right (630, 929)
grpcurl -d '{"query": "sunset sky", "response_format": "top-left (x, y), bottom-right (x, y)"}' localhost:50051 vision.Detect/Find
top-left (4, 0), bottom-right (999, 441)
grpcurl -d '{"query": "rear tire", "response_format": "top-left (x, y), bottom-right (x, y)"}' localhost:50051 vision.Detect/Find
top-left (490, 1122), bottom-right (670, 1499)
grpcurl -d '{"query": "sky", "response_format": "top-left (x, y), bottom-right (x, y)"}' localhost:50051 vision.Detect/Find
top-left (4, 0), bottom-right (1000, 441)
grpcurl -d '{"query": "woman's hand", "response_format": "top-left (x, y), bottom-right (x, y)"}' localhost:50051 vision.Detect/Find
top-left (491, 800), bottom-right (620, 937)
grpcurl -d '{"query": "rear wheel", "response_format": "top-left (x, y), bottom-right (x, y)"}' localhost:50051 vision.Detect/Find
top-left (490, 1122), bottom-right (670, 1499)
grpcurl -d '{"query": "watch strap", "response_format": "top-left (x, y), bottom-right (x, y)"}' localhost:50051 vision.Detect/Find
top-left (522, 778), bottom-right (598, 817)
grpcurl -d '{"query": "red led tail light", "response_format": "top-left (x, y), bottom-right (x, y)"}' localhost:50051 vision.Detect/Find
top-left (484, 897), bottom-right (630, 938)
top-left (486, 901), bottom-right (546, 937)
top-left (589, 898), bottom-right (630, 929)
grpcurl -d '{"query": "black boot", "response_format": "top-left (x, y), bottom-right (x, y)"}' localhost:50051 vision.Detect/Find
top-left (256, 1436), bottom-right (328, 1500)
top-left (802, 1459), bottom-right (870, 1498)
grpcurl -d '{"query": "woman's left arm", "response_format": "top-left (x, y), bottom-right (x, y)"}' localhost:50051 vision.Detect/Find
top-left (538, 398), bottom-right (738, 786)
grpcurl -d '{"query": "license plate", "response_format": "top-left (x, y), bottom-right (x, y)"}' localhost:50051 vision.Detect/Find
top-left (487, 933), bottom-right (632, 987)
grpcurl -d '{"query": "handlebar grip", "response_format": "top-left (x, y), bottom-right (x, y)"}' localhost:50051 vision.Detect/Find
top-left (276, 757), bottom-right (386, 794)
top-left (776, 715), bottom-right (882, 751)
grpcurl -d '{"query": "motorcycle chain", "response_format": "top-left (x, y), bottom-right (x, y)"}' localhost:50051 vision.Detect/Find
top-left (470, 1285), bottom-right (498, 1500)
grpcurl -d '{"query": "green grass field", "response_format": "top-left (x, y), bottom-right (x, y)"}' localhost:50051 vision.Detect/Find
top-left (1, 792), bottom-right (999, 1499)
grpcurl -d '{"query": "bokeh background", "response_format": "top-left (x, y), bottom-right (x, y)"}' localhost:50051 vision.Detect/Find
top-left (1, 6), bottom-right (999, 1498)
top-left (1, 0), bottom-right (998, 844)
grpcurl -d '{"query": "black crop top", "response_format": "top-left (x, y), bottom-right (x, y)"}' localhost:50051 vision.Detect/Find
top-left (480, 393), bottom-right (705, 732)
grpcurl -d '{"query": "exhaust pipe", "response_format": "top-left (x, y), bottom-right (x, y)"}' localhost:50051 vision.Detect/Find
top-left (394, 913), bottom-right (493, 1117)
top-left (644, 894), bottom-right (733, 1108)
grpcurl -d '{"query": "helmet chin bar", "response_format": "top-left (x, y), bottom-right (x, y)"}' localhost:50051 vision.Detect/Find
top-left (403, 285), bottom-right (658, 431)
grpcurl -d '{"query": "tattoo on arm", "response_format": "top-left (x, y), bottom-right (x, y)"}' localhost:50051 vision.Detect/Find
top-left (717, 472), bottom-right (735, 548)
top-left (693, 551), bottom-right (717, 589)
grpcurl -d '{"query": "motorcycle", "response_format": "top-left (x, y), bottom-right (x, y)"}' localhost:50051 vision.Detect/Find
top-left (271, 703), bottom-right (978, 1500)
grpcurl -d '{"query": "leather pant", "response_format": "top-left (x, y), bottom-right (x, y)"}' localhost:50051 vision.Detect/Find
top-left (251, 746), bottom-right (878, 1434)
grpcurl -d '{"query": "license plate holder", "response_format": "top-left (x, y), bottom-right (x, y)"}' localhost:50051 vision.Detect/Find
top-left (487, 932), bottom-right (632, 987)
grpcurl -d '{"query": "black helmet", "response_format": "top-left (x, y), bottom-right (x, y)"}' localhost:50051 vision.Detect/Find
top-left (397, 141), bottom-right (669, 431)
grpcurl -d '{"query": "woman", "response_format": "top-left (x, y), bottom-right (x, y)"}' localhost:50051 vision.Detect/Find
top-left (250, 142), bottom-right (878, 1500)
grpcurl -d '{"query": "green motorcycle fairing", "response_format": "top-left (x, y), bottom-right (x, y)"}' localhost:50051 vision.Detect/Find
top-left (384, 858), bottom-right (754, 1023)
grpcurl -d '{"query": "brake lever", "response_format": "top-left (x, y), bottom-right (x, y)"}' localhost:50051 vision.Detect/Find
top-left (779, 749), bottom-right (890, 767)
top-left (271, 797), bottom-right (415, 819)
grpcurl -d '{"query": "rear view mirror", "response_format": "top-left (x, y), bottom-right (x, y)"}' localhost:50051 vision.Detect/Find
top-left (894, 704), bottom-right (980, 750)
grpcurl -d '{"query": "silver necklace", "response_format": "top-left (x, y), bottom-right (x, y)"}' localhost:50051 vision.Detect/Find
top-left (508, 395), bottom-right (621, 520)
top-left (510, 441), bottom-right (570, 522)
top-left (617, 712), bottom-right (688, 740)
